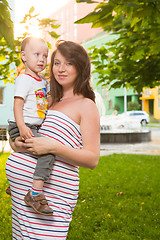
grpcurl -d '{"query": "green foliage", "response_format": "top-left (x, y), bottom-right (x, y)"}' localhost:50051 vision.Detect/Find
top-left (114, 103), bottom-right (120, 111)
top-left (0, 0), bottom-right (14, 48)
top-left (76, 0), bottom-right (96, 3)
top-left (18, 6), bottom-right (60, 42)
top-left (76, 0), bottom-right (160, 93)
top-left (0, 6), bottom-right (60, 84)
top-left (0, 38), bottom-right (21, 84)
top-left (127, 101), bottom-right (141, 111)
top-left (149, 116), bottom-right (160, 124)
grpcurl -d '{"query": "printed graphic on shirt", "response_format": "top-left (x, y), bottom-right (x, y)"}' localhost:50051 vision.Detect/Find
top-left (35, 88), bottom-right (48, 119)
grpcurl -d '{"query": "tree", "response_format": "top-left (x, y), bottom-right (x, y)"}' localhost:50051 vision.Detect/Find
top-left (0, 0), bottom-right (14, 48)
top-left (0, 6), bottom-right (60, 84)
top-left (76, 0), bottom-right (160, 93)
top-left (16, 6), bottom-right (60, 77)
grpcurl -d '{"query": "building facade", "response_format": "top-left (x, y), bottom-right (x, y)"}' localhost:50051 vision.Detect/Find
top-left (140, 87), bottom-right (160, 119)
top-left (82, 31), bottom-right (141, 115)
top-left (48, 0), bottom-right (102, 44)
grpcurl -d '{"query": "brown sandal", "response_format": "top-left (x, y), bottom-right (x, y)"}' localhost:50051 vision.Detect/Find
top-left (24, 190), bottom-right (53, 216)
top-left (6, 186), bottom-right (11, 196)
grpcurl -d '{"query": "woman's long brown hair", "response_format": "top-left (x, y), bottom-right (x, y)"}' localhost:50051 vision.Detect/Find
top-left (49, 40), bottom-right (95, 104)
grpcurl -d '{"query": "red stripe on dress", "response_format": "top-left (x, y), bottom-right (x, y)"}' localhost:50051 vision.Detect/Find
top-left (7, 173), bottom-right (32, 185)
top-left (12, 202), bottom-right (70, 220)
top-left (12, 153), bottom-right (37, 165)
top-left (39, 132), bottom-right (65, 145)
top-left (43, 124), bottom-right (79, 147)
top-left (12, 228), bottom-right (22, 239)
top-left (46, 116), bottom-right (81, 140)
top-left (12, 212), bottom-right (69, 228)
top-left (56, 158), bottom-right (79, 169)
top-left (7, 163), bottom-right (34, 175)
top-left (48, 177), bottom-right (79, 187)
top-left (44, 185), bottom-right (78, 196)
top-left (22, 229), bottom-right (67, 238)
top-left (53, 169), bottom-right (78, 178)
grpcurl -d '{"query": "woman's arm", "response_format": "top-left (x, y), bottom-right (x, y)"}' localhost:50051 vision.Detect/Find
top-left (25, 101), bottom-right (100, 169)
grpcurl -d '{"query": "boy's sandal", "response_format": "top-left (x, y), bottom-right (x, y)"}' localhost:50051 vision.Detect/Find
top-left (24, 190), bottom-right (53, 216)
top-left (6, 186), bottom-right (11, 196)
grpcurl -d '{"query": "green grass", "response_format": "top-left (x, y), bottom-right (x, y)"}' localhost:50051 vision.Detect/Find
top-left (149, 116), bottom-right (160, 124)
top-left (0, 152), bottom-right (12, 240)
top-left (1, 153), bottom-right (160, 240)
top-left (67, 154), bottom-right (160, 240)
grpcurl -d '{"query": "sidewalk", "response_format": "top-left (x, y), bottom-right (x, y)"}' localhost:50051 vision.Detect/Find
top-left (1, 129), bottom-right (160, 156)
top-left (100, 141), bottom-right (160, 156)
top-left (100, 129), bottom-right (160, 156)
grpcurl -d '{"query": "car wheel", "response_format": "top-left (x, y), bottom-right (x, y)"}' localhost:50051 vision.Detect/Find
top-left (141, 119), bottom-right (147, 126)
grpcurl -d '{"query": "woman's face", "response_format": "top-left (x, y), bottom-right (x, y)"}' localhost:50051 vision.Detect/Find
top-left (52, 50), bottom-right (78, 89)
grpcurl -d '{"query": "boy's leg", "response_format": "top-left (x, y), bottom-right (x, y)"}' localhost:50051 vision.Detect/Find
top-left (6, 122), bottom-right (20, 195)
top-left (24, 126), bottom-right (54, 215)
top-left (29, 127), bottom-right (55, 182)
top-left (33, 154), bottom-right (54, 181)
top-left (8, 121), bottom-right (20, 141)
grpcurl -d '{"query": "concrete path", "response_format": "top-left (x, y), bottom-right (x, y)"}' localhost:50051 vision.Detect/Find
top-left (1, 128), bottom-right (160, 156)
top-left (100, 128), bottom-right (160, 156)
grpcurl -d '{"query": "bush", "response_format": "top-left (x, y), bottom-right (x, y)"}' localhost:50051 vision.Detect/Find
top-left (127, 101), bottom-right (140, 111)
top-left (114, 103), bottom-right (120, 112)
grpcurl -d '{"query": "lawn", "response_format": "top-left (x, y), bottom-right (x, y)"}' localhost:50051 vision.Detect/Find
top-left (0, 153), bottom-right (12, 240)
top-left (1, 153), bottom-right (160, 240)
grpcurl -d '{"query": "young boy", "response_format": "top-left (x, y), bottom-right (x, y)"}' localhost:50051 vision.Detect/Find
top-left (8, 37), bottom-right (54, 216)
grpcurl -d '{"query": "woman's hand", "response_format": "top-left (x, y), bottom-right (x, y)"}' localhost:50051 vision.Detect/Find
top-left (24, 137), bottom-right (56, 155)
top-left (9, 136), bottom-right (28, 153)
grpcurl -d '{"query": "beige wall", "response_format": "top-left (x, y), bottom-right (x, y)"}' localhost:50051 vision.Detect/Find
top-left (49, 0), bottom-right (102, 44)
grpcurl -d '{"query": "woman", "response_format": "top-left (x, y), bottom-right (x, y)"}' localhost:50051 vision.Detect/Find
top-left (6, 40), bottom-right (100, 239)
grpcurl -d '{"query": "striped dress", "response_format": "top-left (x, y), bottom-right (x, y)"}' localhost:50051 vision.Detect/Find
top-left (6, 110), bottom-right (82, 240)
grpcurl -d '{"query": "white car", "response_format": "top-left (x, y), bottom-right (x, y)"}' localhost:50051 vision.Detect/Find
top-left (120, 111), bottom-right (150, 126)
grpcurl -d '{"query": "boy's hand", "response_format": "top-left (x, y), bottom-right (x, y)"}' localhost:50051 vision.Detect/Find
top-left (19, 125), bottom-right (34, 140)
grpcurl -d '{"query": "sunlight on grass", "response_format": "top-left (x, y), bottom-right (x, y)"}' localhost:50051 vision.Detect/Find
top-left (0, 153), bottom-right (12, 240)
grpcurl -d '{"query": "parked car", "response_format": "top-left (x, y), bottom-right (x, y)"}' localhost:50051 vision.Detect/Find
top-left (119, 111), bottom-right (150, 126)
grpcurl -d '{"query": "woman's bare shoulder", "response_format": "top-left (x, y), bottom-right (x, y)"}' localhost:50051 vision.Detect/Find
top-left (79, 98), bottom-right (99, 116)
top-left (80, 97), bottom-right (97, 107)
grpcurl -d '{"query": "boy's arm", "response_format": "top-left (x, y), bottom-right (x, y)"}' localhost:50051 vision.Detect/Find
top-left (14, 97), bottom-right (33, 140)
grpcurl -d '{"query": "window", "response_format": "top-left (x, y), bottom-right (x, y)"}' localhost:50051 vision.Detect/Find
top-left (0, 87), bottom-right (4, 104)
top-left (157, 87), bottom-right (160, 96)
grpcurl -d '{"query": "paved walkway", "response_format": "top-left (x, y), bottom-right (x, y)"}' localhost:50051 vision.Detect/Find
top-left (100, 141), bottom-right (160, 156)
top-left (101, 128), bottom-right (160, 156)
top-left (1, 128), bottom-right (160, 156)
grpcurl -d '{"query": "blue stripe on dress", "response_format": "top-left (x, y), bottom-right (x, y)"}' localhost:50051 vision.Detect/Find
top-left (6, 110), bottom-right (82, 239)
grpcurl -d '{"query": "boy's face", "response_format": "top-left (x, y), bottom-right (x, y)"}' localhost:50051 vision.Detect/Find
top-left (21, 38), bottom-right (48, 76)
